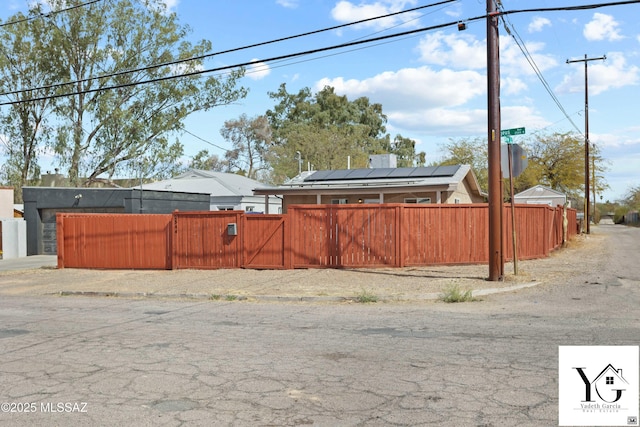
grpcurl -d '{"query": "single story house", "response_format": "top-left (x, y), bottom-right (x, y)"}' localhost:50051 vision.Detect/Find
top-left (254, 164), bottom-right (485, 213)
top-left (514, 185), bottom-right (567, 207)
top-left (141, 169), bottom-right (282, 214)
top-left (22, 187), bottom-right (209, 255)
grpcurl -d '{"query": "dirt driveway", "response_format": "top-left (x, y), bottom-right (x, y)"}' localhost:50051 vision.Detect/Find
top-left (0, 231), bottom-right (603, 302)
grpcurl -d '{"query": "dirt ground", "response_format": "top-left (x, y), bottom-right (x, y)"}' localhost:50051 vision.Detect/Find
top-left (0, 231), bottom-right (603, 302)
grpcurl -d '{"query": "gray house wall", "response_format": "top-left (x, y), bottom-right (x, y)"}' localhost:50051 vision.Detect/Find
top-left (22, 187), bottom-right (209, 255)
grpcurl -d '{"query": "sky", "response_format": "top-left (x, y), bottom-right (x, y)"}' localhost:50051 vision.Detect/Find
top-left (1, 0), bottom-right (639, 203)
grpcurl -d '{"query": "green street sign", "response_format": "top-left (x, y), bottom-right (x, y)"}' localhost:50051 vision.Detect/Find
top-left (502, 136), bottom-right (513, 144)
top-left (500, 127), bottom-right (525, 137)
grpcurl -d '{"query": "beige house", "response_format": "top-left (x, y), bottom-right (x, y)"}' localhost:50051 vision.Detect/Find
top-left (254, 164), bottom-right (486, 213)
top-left (514, 185), bottom-right (567, 207)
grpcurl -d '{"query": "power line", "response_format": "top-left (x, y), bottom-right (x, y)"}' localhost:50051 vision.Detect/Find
top-left (0, 17), bottom-right (479, 107)
top-left (0, 0), bottom-right (104, 28)
top-left (498, 9), bottom-right (584, 135)
top-left (2, 0), bottom-right (638, 107)
top-left (0, 0), bottom-right (459, 98)
top-left (182, 129), bottom-right (229, 152)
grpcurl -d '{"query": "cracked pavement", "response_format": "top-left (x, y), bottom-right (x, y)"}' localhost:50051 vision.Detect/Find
top-left (0, 225), bottom-right (638, 426)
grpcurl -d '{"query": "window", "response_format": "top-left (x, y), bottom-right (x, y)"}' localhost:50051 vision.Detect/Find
top-left (217, 206), bottom-right (234, 211)
top-left (454, 198), bottom-right (461, 204)
top-left (246, 206), bottom-right (255, 212)
top-left (606, 376), bottom-right (614, 385)
top-left (331, 199), bottom-right (348, 204)
top-left (404, 198), bottom-right (431, 204)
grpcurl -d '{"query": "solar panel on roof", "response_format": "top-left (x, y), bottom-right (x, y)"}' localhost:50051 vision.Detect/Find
top-left (367, 168), bottom-right (395, 178)
top-left (344, 169), bottom-right (373, 179)
top-left (387, 167), bottom-right (419, 178)
top-left (430, 165), bottom-right (459, 177)
top-left (406, 166), bottom-right (437, 178)
top-left (304, 170), bottom-right (333, 181)
top-left (303, 165), bottom-right (462, 182)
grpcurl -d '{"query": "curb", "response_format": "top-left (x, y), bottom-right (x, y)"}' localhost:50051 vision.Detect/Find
top-left (52, 281), bottom-right (542, 303)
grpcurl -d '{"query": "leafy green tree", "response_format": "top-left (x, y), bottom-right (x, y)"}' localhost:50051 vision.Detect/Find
top-left (435, 132), bottom-right (608, 200)
top-left (0, 0), bottom-right (247, 187)
top-left (435, 137), bottom-right (488, 191)
top-left (625, 185), bottom-right (640, 210)
top-left (265, 84), bottom-right (417, 182)
top-left (0, 7), bottom-right (62, 199)
top-left (189, 150), bottom-right (228, 172)
top-left (520, 132), bottom-right (585, 199)
top-left (386, 135), bottom-right (425, 168)
top-left (220, 114), bottom-right (271, 180)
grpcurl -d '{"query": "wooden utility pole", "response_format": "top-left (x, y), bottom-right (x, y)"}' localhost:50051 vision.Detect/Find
top-left (566, 54), bottom-right (605, 234)
top-left (487, 0), bottom-right (503, 281)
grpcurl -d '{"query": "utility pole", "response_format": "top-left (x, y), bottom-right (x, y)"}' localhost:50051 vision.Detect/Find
top-left (566, 54), bottom-right (605, 234)
top-left (487, 0), bottom-right (503, 281)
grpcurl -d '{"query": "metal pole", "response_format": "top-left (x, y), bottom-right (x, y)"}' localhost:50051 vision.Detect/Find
top-left (508, 143), bottom-right (518, 275)
top-left (566, 54), bottom-right (605, 234)
top-left (592, 152), bottom-right (596, 224)
top-left (487, 0), bottom-right (503, 281)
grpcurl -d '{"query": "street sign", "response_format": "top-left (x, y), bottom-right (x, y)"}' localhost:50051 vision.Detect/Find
top-left (500, 127), bottom-right (525, 137)
top-left (502, 136), bottom-right (513, 144)
top-left (501, 143), bottom-right (528, 178)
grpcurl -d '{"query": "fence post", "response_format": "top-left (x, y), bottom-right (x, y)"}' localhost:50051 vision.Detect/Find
top-left (283, 213), bottom-right (292, 269)
top-left (171, 211), bottom-right (178, 270)
top-left (396, 205), bottom-right (404, 268)
top-left (56, 213), bottom-right (64, 269)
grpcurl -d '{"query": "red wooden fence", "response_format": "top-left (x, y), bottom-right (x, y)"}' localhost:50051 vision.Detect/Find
top-left (57, 204), bottom-right (577, 270)
top-left (57, 213), bottom-right (172, 269)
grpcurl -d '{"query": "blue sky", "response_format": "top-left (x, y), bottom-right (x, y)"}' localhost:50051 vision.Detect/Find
top-left (2, 0), bottom-right (640, 203)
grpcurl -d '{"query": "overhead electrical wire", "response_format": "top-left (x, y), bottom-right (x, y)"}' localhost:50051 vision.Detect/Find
top-left (0, 0), bottom-right (459, 98)
top-left (182, 129), bottom-right (228, 152)
top-left (0, 17), bottom-right (476, 106)
top-left (1, 0), bottom-right (639, 107)
top-left (0, 0), bottom-right (104, 28)
top-left (497, 7), bottom-right (584, 135)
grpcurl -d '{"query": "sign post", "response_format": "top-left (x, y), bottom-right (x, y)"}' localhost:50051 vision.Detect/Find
top-left (501, 127), bottom-right (526, 275)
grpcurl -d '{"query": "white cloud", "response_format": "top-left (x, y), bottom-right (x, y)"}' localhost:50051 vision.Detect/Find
top-left (502, 77), bottom-right (527, 95)
top-left (416, 32), bottom-right (557, 78)
top-left (416, 32), bottom-right (485, 69)
top-left (316, 66), bottom-right (485, 111)
top-left (246, 60), bottom-right (271, 80)
top-left (528, 17), bottom-right (551, 33)
top-left (557, 52), bottom-right (639, 95)
top-left (331, 0), bottom-right (421, 31)
top-left (584, 13), bottom-right (623, 42)
top-left (499, 36), bottom-right (558, 77)
top-left (592, 131), bottom-right (640, 148)
top-left (276, 0), bottom-right (298, 9)
top-left (316, 66), bottom-right (490, 136)
top-left (387, 108), bottom-right (488, 135)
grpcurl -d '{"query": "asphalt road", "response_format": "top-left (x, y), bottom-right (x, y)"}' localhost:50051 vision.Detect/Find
top-left (0, 225), bottom-right (638, 426)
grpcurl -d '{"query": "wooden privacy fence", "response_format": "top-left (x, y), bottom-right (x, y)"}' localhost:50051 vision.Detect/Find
top-left (57, 213), bottom-right (172, 269)
top-left (56, 204), bottom-right (577, 270)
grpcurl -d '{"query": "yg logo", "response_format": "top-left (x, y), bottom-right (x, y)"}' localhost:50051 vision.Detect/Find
top-left (559, 346), bottom-right (639, 426)
top-left (574, 364), bottom-right (628, 403)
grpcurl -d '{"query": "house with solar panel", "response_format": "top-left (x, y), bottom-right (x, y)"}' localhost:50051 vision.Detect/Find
top-left (254, 155), bottom-right (485, 213)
